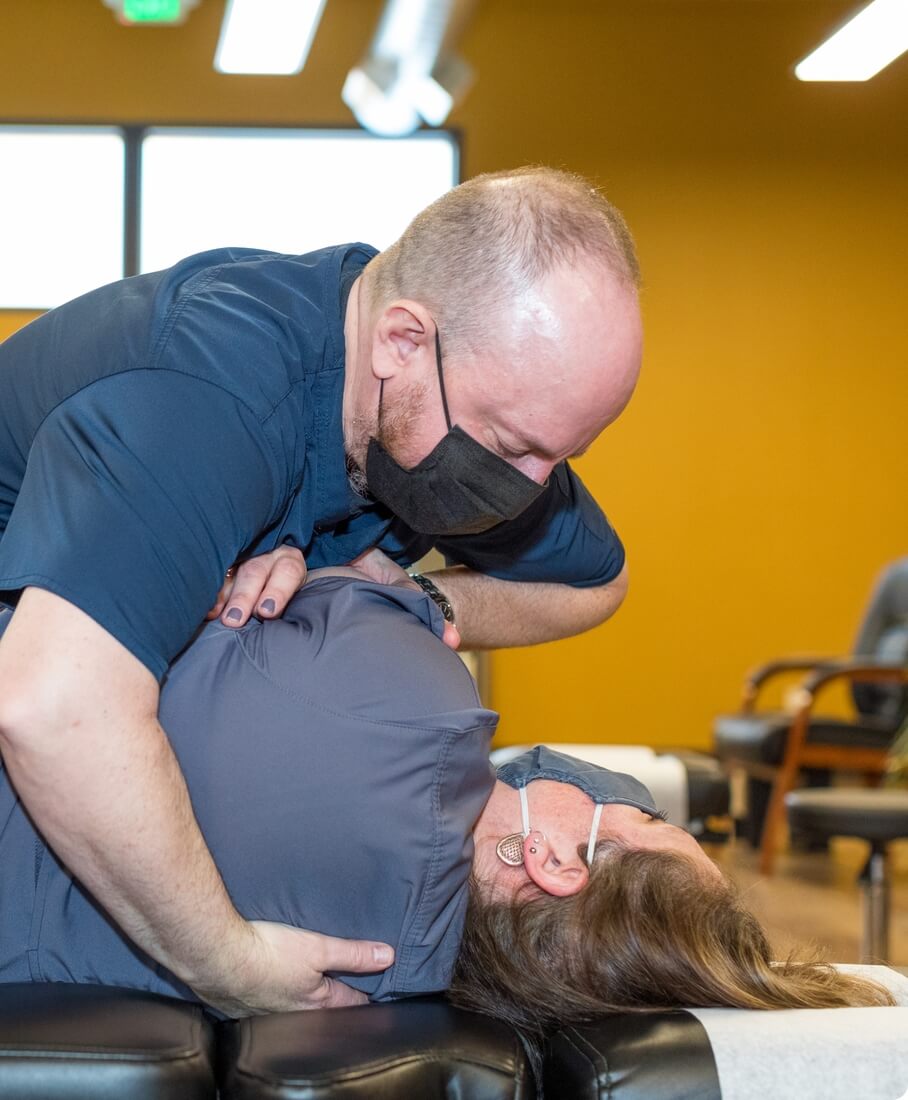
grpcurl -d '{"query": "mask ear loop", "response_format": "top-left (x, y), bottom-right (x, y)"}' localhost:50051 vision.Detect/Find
top-left (434, 329), bottom-right (453, 431)
top-left (495, 785), bottom-right (533, 867)
top-left (587, 803), bottom-right (604, 865)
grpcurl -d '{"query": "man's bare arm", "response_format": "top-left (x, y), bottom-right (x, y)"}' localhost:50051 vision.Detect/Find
top-left (0, 587), bottom-right (392, 1015)
top-left (352, 548), bottom-right (628, 651)
top-left (429, 563), bottom-right (629, 650)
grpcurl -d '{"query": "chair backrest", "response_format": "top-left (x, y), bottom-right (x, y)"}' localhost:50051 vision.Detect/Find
top-left (851, 557), bottom-right (908, 724)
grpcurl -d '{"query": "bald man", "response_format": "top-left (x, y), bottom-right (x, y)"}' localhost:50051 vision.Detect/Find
top-left (0, 167), bottom-right (642, 1014)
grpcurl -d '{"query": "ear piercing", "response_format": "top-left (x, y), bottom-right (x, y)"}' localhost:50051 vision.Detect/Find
top-left (497, 832), bottom-right (546, 865)
top-left (495, 832), bottom-right (525, 866)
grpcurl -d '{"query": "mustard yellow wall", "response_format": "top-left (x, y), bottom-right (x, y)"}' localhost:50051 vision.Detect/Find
top-left (0, 314), bottom-right (39, 342)
top-left (2, 1), bottom-right (906, 748)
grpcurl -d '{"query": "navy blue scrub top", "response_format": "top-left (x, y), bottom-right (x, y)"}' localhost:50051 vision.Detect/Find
top-left (0, 577), bottom-right (498, 1002)
top-left (0, 244), bottom-right (625, 679)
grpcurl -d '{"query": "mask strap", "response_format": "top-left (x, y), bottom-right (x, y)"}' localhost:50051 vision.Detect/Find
top-left (434, 329), bottom-right (453, 431)
top-left (587, 803), bottom-right (604, 865)
top-left (519, 785), bottom-right (531, 837)
top-left (377, 377), bottom-right (385, 430)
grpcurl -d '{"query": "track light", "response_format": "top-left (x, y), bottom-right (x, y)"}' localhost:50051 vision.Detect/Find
top-left (343, 0), bottom-right (476, 137)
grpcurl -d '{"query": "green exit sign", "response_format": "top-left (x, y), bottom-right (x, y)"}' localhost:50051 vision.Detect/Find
top-left (123, 0), bottom-right (181, 20)
top-left (111, 0), bottom-right (194, 24)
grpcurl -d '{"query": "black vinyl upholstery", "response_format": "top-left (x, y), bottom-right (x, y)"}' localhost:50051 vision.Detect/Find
top-left (786, 788), bottom-right (908, 844)
top-left (663, 751), bottom-right (730, 818)
top-left (2, 983), bottom-right (905, 1100)
top-left (714, 712), bottom-right (894, 766)
top-left (217, 998), bottom-right (534, 1100)
top-left (851, 560), bottom-right (908, 721)
top-left (543, 1012), bottom-right (720, 1100)
top-left (0, 984), bottom-right (216, 1100)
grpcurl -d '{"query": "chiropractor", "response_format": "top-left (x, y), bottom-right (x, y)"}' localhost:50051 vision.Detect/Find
top-left (0, 167), bottom-right (642, 1015)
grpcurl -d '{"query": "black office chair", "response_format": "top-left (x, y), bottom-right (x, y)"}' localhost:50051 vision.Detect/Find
top-left (713, 557), bottom-right (908, 874)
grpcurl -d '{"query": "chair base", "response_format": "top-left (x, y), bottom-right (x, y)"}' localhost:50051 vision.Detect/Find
top-left (860, 847), bottom-right (890, 964)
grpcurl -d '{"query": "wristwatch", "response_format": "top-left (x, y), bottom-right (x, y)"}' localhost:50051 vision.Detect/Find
top-left (408, 572), bottom-right (456, 624)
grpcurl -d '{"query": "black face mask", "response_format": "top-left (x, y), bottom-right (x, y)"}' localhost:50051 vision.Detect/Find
top-left (365, 331), bottom-right (546, 536)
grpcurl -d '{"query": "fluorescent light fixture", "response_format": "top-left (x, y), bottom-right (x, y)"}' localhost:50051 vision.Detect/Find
top-left (795, 0), bottom-right (908, 82)
top-left (215, 0), bottom-right (327, 75)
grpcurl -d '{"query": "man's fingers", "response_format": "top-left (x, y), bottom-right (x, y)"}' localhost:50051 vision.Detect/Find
top-left (442, 621), bottom-right (461, 650)
top-left (219, 548), bottom-right (307, 627)
top-left (315, 934), bottom-right (395, 976)
top-left (349, 547), bottom-right (411, 588)
top-left (206, 576), bottom-right (233, 621)
top-left (255, 548), bottom-right (307, 618)
top-left (318, 978), bottom-right (370, 1009)
top-left (220, 558), bottom-right (270, 627)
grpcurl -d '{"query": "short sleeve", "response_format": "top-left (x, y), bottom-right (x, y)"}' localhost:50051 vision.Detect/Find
top-left (434, 462), bottom-right (625, 588)
top-left (0, 371), bottom-right (282, 679)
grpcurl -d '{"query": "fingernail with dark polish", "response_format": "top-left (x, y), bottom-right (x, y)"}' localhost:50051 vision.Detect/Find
top-left (226, 608), bottom-right (242, 623)
top-left (260, 598), bottom-right (276, 614)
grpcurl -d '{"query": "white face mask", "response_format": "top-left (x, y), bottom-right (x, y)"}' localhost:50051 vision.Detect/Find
top-left (495, 784), bottom-right (605, 867)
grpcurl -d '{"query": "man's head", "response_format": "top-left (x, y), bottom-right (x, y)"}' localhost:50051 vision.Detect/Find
top-left (343, 167), bottom-right (643, 527)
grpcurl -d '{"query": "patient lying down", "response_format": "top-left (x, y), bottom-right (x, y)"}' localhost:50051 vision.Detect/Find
top-left (0, 568), bottom-right (894, 1037)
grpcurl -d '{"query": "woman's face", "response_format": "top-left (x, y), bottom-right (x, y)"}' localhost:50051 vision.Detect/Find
top-left (590, 803), bottom-right (723, 876)
top-left (472, 779), bottom-right (721, 902)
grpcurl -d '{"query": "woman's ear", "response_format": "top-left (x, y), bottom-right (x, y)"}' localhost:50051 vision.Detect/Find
top-left (370, 301), bottom-right (435, 380)
top-left (522, 834), bottom-right (590, 897)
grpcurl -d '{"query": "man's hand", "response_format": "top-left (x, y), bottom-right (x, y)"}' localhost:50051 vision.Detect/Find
top-left (351, 548), bottom-right (461, 650)
top-left (208, 545), bottom-right (307, 627)
top-left (197, 921), bottom-right (394, 1017)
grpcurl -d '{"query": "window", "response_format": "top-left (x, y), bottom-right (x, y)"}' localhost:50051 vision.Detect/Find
top-left (140, 129), bottom-right (457, 272)
top-left (0, 124), bottom-right (458, 309)
top-left (0, 127), bottom-right (125, 310)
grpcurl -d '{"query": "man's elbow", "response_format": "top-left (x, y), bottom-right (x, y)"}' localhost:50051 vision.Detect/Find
top-left (587, 562), bottom-right (629, 628)
top-left (0, 679), bottom-right (74, 759)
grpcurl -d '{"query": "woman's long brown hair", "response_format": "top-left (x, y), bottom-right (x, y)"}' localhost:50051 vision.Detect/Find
top-left (449, 846), bottom-right (894, 1039)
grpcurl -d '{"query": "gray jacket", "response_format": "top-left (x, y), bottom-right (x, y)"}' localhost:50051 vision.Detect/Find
top-left (0, 577), bottom-right (498, 1002)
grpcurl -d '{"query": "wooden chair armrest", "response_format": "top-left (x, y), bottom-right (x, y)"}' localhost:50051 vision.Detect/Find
top-left (796, 660), bottom-right (908, 703)
top-left (741, 656), bottom-right (838, 711)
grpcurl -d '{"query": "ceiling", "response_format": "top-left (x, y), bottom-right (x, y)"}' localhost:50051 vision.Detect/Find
top-left (0, 1), bottom-right (905, 163)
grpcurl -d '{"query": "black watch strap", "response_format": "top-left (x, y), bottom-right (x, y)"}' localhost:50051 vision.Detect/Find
top-left (408, 573), bottom-right (456, 624)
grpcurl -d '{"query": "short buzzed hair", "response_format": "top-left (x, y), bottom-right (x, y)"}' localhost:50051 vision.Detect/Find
top-left (365, 166), bottom-right (640, 358)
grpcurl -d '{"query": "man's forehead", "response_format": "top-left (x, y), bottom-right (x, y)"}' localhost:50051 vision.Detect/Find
top-left (465, 363), bottom-right (628, 453)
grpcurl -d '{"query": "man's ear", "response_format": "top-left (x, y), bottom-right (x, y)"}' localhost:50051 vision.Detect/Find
top-left (522, 835), bottom-right (590, 898)
top-left (371, 301), bottom-right (435, 381)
